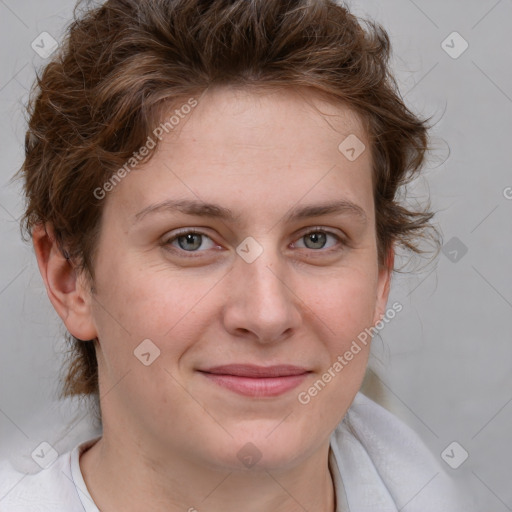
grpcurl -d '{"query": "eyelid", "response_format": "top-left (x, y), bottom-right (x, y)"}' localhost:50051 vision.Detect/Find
top-left (296, 225), bottom-right (346, 239)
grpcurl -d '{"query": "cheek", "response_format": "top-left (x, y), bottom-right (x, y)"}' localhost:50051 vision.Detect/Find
top-left (296, 272), bottom-right (377, 419)
top-left (305, 267), bottom-right (378, 345)
top-left (90, 262), bottom-right (230, 403)
top-left (94, 251), bottom-right (211, 334)
top-left (90, 265), bottom-right (211, 412)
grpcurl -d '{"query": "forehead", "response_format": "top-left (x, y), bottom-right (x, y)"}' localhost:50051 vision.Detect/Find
top-left (105, 86), bottom-right (374, 225)
top-left (178, 85), bottom-right (367, 147)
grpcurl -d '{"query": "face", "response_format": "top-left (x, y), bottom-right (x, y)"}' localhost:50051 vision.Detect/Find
top-left (78, 86), bottom-right (391, 471)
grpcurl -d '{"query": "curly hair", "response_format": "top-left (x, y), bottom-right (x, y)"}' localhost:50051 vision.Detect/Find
top-left (16, 0), bottom-right (438, 412)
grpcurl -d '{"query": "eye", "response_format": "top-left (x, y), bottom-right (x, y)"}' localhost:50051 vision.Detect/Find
top-left (162, 227), bottom-right (345, 256)
top-left (163, 229), bottom-right (218, 252)
top-left (293, 229), bottom-right (343, 251)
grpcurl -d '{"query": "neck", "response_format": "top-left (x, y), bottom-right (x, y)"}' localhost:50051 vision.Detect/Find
top-left (80, 426), bottom-right (336, 512)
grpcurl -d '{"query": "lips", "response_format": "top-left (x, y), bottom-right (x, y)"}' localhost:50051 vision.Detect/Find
top-left (199, 364), bottom-right (310, 378)
top-left (197, 364), bottom-right (311, 397)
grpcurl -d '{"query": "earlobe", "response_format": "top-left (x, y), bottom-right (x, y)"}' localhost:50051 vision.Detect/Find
top-left (32, 223), bottom-right (98, 341)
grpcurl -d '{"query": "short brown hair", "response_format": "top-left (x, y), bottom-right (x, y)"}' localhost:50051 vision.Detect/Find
top-left (17, 0), bottom-right (438, 410)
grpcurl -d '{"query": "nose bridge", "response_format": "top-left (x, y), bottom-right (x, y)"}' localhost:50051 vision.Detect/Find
top-left (223, 237), bottom-right (301, 341)
top-left (246, 251), bottom-right (287, 309)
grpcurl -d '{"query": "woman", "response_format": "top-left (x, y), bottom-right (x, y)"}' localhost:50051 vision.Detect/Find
top-left (0, 0), bottom-right (462, 510)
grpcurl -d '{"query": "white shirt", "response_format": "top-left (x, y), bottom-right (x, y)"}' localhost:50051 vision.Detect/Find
top-left (0, 392), bottom-right (463, 511)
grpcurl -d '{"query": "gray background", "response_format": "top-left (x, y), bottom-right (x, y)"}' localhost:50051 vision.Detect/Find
top-left (0, 0), bottom-right (511, 509)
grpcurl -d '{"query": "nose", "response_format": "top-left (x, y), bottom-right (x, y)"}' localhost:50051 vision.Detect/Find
top-left (221, 242), bottom-right (302, 344)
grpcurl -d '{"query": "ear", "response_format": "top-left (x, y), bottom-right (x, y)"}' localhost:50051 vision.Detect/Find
top-left (372, 246), bottom-right (395, 326)
top-left (32, 223), bottom-right (98, 341)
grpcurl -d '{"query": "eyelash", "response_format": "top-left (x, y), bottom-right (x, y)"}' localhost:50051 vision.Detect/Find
top-left (161, 227), bottom-right (346, 256)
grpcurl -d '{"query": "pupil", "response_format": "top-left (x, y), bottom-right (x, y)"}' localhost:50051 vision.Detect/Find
top-left (179, 233), bottom-right (201, 251)
top-left (307, 232), bottom-right (326, 249)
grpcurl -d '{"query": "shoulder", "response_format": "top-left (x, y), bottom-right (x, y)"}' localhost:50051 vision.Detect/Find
top-left (330, 392), bottom-right (465, 511)
top-left (0, 438), bottom-right (97, 512)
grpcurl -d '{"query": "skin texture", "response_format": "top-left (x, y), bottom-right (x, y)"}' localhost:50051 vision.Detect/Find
top-left (33, 86), bottom-right (393, 512)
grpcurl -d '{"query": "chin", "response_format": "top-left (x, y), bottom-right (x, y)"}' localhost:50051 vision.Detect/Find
top-left (206, 425), bottom-right (315, 473)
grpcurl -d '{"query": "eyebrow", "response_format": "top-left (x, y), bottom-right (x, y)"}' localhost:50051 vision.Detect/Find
top-left (133, 198), bottom-right (367, 225)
